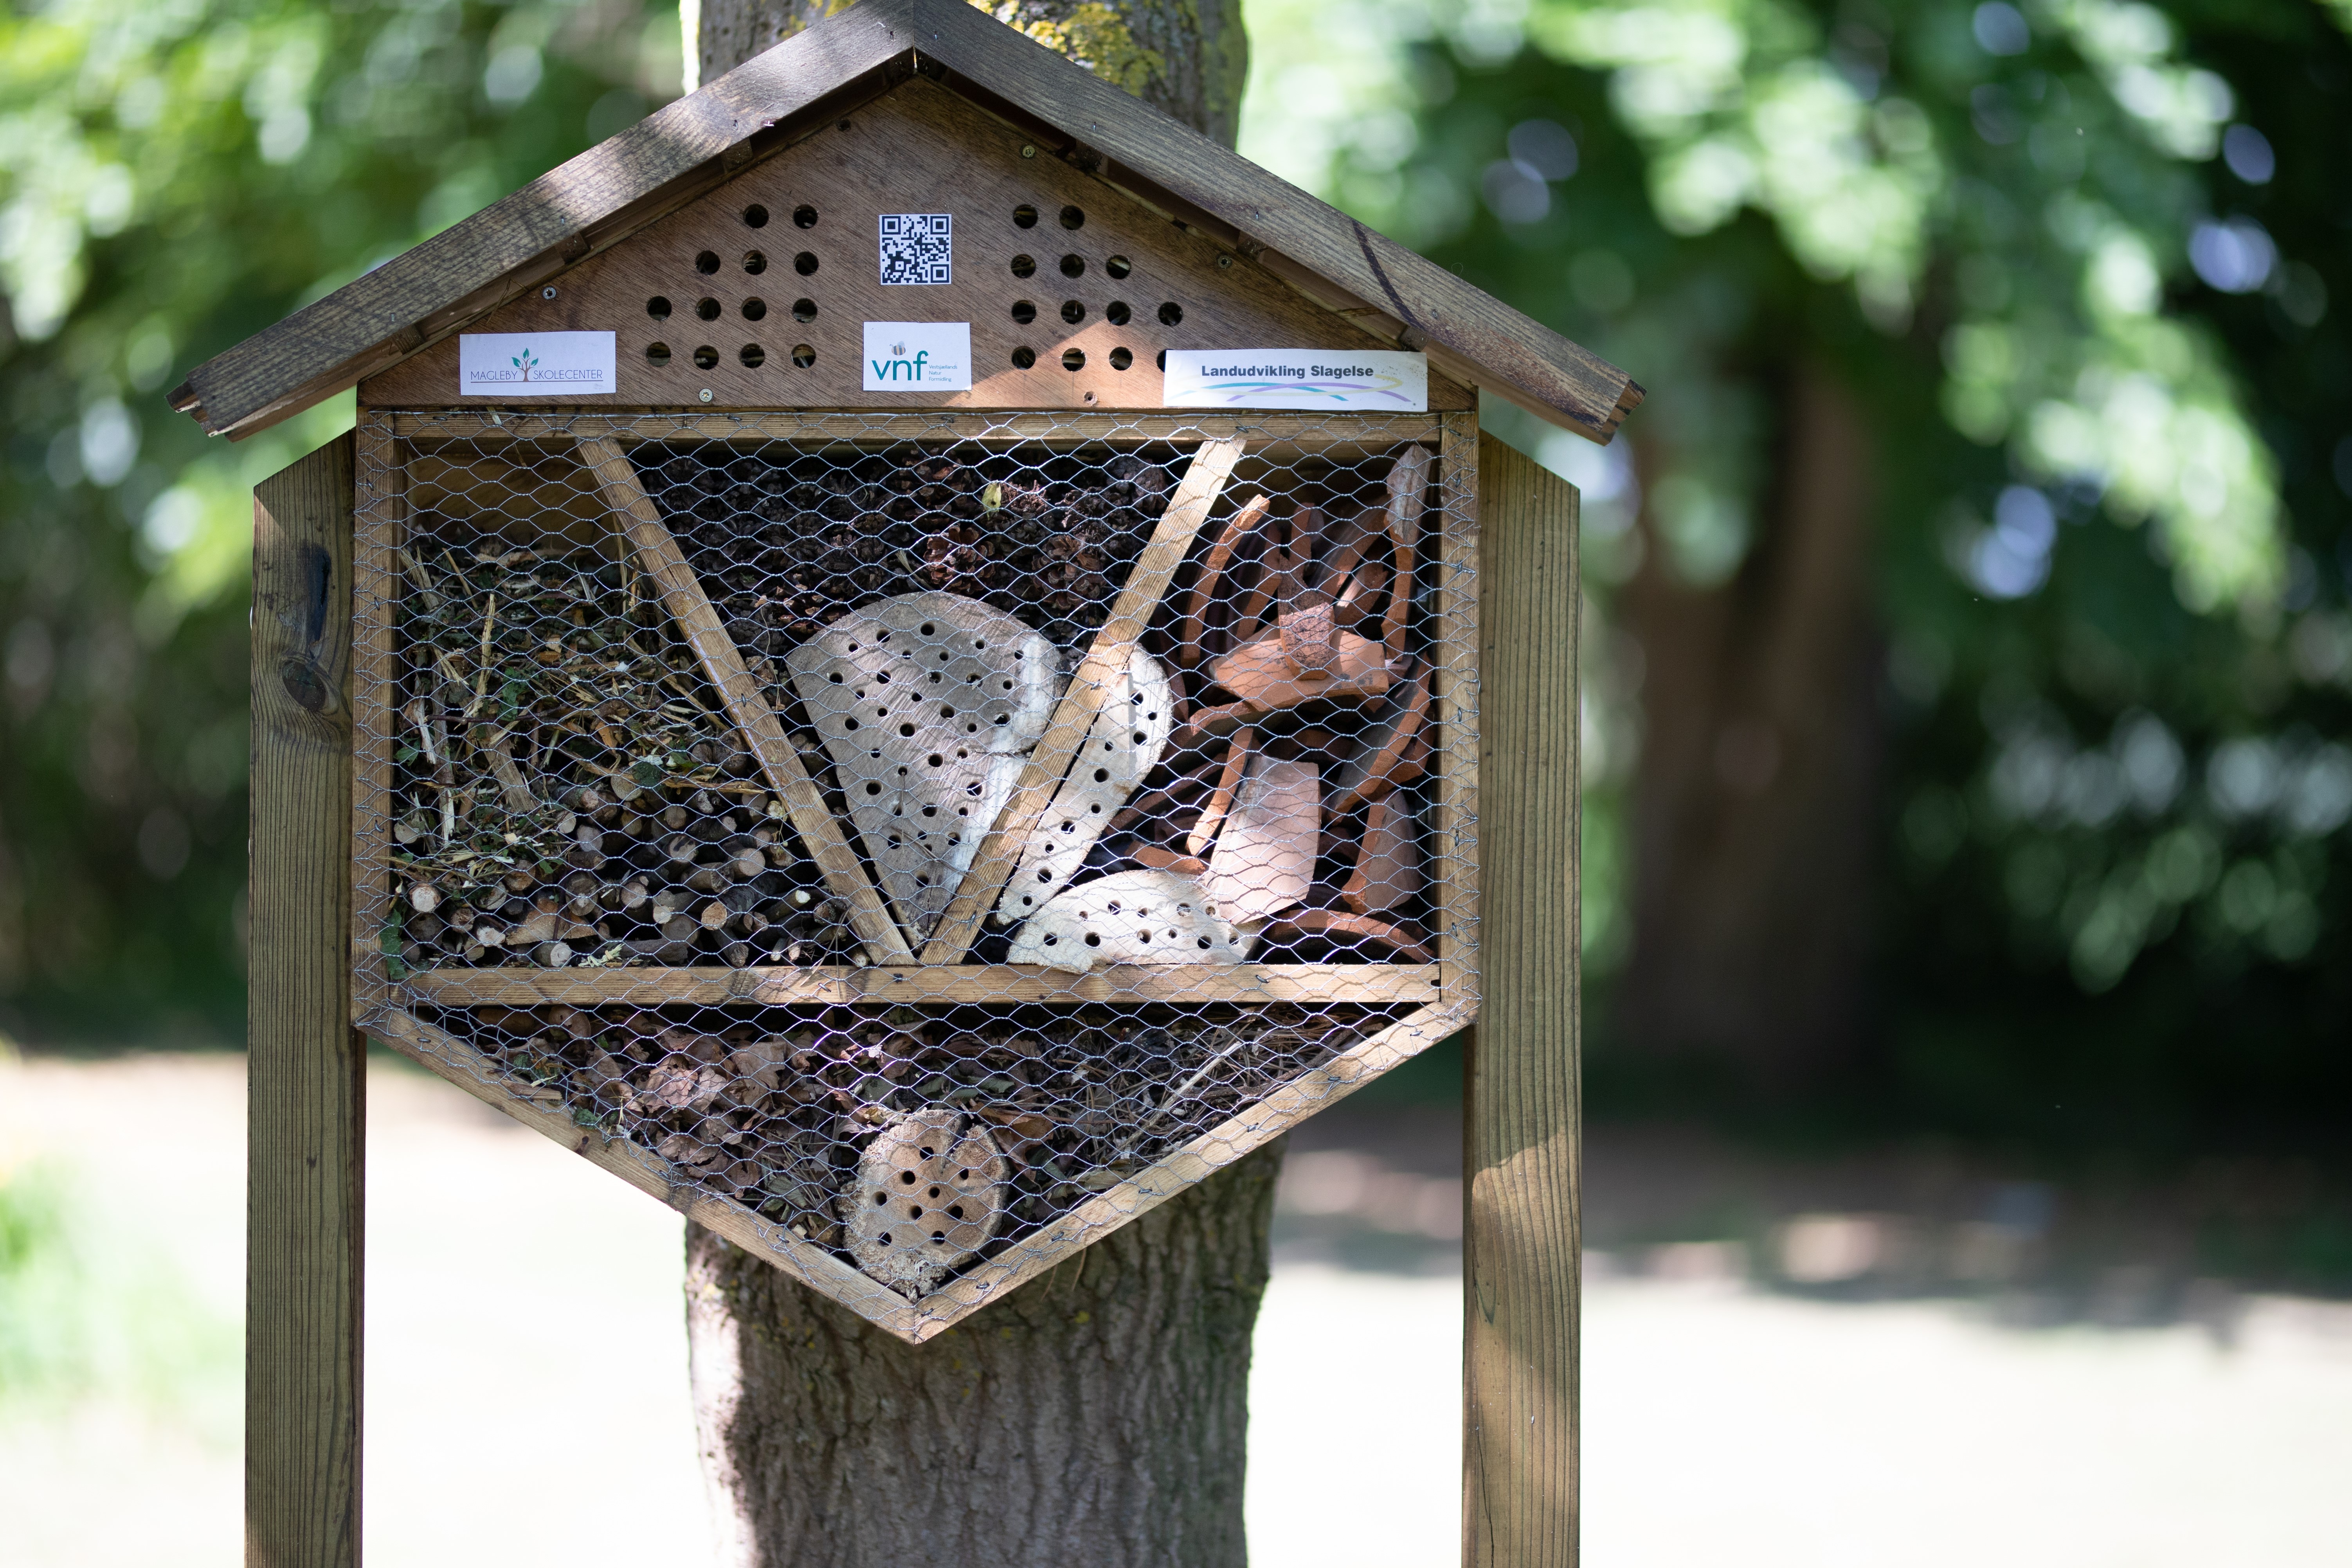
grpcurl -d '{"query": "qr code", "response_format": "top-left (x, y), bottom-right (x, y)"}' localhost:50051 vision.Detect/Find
top-left (879, 213), bottom-right (953, 285)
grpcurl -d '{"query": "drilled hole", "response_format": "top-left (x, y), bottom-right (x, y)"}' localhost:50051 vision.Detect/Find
top-left (792, 203), bottom-right (818, 229)
top-left (692, 345), bottom-right (718, 369)
top-left (694, 250), bottom-right (720, 274)
top-left (743, 203), bottom-right (769, 228)
top-left (794, 251), bottom-right (819, 276)
top-left (1060, 299), bottom-right (1086, 325)
top-left (1109, 346), bottom-right (1133, 371)
top-left (742, 298), bottom-right (766, 321)
top-left (1059, 204), bottom-right (1085, 230)
top-left (695, 297), bottom-right (721, 321)
top-left (1010, 346), bottom-right (1037, 369)
top-left (791, 344), bottom-right (815, 368)
top-left (1013, 204), bottom-right (1038, 229)
top-left (739, 343), bottom-right (765, 368)
top-left (1010, 254), bottom-right (1037, 279)
top-left (1059, 253), bottom-right (1086, 278)
top-left (1105, 300), bottom-right (1131, 326)
top-left (645, 295), bottom-right (673, 319)
top-left (1156, 349), bottom-right (1167, 370)
top-left (1010, 300), bottom-right (1037, 324)
top-left (792, 298), bottom-right (818, 322)
top-left (1106, 254), bottom-right (1132, 279)
top-left (645, 342), bottom-right (672, 366)
top-left (1158, 301), bottom-right (1183, 325)
top-left (1061, 347), bottom-right (1086, 371)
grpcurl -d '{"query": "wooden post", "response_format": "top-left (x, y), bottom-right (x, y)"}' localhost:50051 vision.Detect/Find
top-left (249, 435), bottom-right (364, 1568)
top-left (1465, 433), bottom-right (1581, 1567)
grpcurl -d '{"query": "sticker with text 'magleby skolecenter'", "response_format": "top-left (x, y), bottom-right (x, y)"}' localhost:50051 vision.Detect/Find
top-left (1160, 348), bottom-right (1428, 412)
top-left (862, 322), bottom-right (972, 392)
top-left (458, 331), bottom-right (616, 396)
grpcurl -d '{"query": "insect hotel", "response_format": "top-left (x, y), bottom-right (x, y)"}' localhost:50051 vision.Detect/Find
top-left (190, 0), bottom-right (1636, 1552)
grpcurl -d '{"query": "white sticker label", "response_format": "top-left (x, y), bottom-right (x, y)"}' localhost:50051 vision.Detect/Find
top-left (879, 213), bottom-right (954, 285)
top-left (1161, 348), bottom-right (1428, 412)
top-left (863, 322), bottom-right (972, 392)
top-left (458, 331), bottom-right (616, 396)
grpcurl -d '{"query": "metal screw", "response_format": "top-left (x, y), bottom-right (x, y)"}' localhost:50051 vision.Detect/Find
top-left (699, 389), bottom-right (713, 403)
top-left (1020, 144), bottom-right (1036, 159)
top-left (1216, 254), bottom-right (1233, 269)
top-left (542, 285), bottom-right (558, 299)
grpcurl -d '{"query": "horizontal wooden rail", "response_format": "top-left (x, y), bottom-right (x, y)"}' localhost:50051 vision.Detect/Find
top-left (400, 961), bottom-right (1442, 1009)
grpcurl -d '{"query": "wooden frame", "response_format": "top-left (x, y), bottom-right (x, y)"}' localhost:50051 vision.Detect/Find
top-left (347, 408), bottom-right (1479, 1028)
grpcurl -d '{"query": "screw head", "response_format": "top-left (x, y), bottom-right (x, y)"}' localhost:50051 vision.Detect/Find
top-left (699, 389), bottom-right (713, 403)
top-left (1020, 144), bottom-right (1036, 159)
top-left (1216, 254), bottom-right (1234, 269)
top-left (542, 285), bottom-right (558, 299)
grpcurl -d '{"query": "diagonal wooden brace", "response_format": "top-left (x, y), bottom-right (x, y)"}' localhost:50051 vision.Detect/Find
top-left (576, 436), bottom-right (913, 965)
top-left (917, 435), bottom-right (1248, 965)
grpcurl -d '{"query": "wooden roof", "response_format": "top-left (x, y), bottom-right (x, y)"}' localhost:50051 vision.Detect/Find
top-left (170, 0), bottom-right (1641, 443)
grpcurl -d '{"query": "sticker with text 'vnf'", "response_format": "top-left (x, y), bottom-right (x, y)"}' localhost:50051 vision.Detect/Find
top-left (1161, 348), bottom-right (1428, 412)
top-left (458, 331), bottom-right (615, 396)
top-left (863, 322), bottom-right (972, 392)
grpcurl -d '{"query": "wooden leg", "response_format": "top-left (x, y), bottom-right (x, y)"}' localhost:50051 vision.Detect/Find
top-left (249, 436), bottom-right (365, 1568)
top-left (1465, 434), bottom-right (1581, 1568)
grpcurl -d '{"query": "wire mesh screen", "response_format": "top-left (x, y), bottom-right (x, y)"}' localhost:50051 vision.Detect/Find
top-left (351, 410), bottom-right (1476, 1329)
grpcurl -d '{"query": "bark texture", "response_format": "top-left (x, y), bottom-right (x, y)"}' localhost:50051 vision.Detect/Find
top-left (1615, 364), bottom-right (1879, 1088)
top-left (685, 1141), bottom-right (1283, 1568)
top-left (688, 0), bottom-right (1250, 148)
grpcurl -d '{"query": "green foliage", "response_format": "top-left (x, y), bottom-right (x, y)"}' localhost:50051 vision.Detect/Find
top-left (1243, 0), bottom-right (2352, 1140)
top-left (0, 0), bottom-right (679, 1037)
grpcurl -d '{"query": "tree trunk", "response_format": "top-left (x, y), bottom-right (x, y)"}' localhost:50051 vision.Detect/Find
top-left (685, 1142), bottom-right (1283, 1568)
top-left (686, 0), bottom-right (1250, 148)
top-left (680, 12), bottom-right (1266, 1565)
top-left (1614, 363), bottom-right (1879, 1089)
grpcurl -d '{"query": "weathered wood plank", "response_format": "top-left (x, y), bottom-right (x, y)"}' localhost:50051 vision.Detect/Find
top-left (401, 960), bottom-right (1440, 1008)
top-left (1433, 414), bottom-right (1481, 1005)
top-left (1464, 433), bottom-right (1581, 1568)
top-left (175, 0), bottom-right (1635, 443)
top-left (248, 435), bottom-right (364, 1568)
top-left (576, 435), bottom-right (914, 963)
top-left (367, 1006), bottom-right (922, 1338)
top-left (350, 416), bottom-right (403, 1009)
top-left (916, 434), bottom-right (1244, 963)
top-left (385, 410), bottom-right (1443, 449)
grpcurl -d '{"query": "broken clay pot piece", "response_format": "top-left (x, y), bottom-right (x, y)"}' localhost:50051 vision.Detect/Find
top-left (842, 1107), bottom-right (1011, 1299)
top-left (1004, 868), bottom-right (1257, 974)
top-left (787, 592), bottom-right (1061, 941)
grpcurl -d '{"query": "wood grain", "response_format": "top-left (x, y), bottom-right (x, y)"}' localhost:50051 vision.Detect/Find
top-left (350, 416), bottom-right (403, 1010)
top-left (385, 409), bottom-right (1441, 452)
top-left (176, 0), bottom-right (1632, 442)
top-left (1432, 415), bottom-right (1482, 1001)
top-left (248, 436), bottom-right (364, 1568)
top-left (576, 435), bottom-right (913, 963)
top-left (1464, 431), bottom-right (1580, 1568)
top-left (401, 960), bottom-right (1441, 1008)
top-left (361, 79), bottom-right (1469, 416)
top-left (917, 434), bottom-right (1244, 963)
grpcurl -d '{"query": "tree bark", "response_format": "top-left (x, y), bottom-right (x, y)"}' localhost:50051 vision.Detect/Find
top-left (685, 1142), bottom-right (1283, 1568)
top-left (686, 0), bottom-right (1250, 148)
top-left (1614, 363), bottom-right (1879, 1089)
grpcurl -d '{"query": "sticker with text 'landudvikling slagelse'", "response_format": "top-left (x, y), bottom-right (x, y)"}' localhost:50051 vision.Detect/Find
top-left (863, 322), bottom-right (972, 392)
top-left (458, 331), bottom-right (615, 396)
top-left (1160, 348), bottom-right (1427, 411)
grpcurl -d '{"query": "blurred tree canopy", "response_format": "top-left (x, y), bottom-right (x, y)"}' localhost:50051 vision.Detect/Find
top-left (0, 0), bottom-right (677, 1038)
top-left (5, 0), bottom-right (2350, 1157)
top-left (1242, 0), bottom-right (2352, 1147)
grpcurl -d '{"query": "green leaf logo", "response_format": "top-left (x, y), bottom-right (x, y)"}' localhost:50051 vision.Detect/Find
top-left (511, 347), bottom-right (538, 380)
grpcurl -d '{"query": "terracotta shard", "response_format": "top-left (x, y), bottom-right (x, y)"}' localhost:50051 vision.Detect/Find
top-left (1207, 627), bottom-right (1392, 716)
top-left (1341, 790), bottom-right (1421, 916)
top-left (1004, 868), bottom-right (1256, 974)
top-left (786, 592), bottom-right (1061, 938)
top-left (1262, 909), bottom-right (1433, 963)
top-left (842, 1108), bottom-right (1011, 1299)
top-left (992, 648), bottom-right (1174, 931)
top-left (1327, 662), bottom-right (1429, 817)
top-left (1203, 754), bottom-right (1319, 926)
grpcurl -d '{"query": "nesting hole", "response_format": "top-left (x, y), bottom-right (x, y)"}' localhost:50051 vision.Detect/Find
top-left (791, 344), bottom-right (816, 368)
top-left (1060, 299), bottom-right (1086, 325)
top-left (1158, 301), bottom-right (1184, 325)
top-left (1010, 346), bottom-right (1037, 369)
top-left (743, 250), bottom-right (767, 275)
top-left (1105, 300), bottom-right (1131, 326)
top-left (792, 204), bottom-right (818, 229)
top-left (1010, 254), bottom-right (1037, 279)
top-left (1010, 300), bottom-right (1037, 324)
top-left (1059, 204), bottom-right (1085, 230)
top-left (645, 342), bottom-right (672, 366)
top-left (1109, 346), bottom-right (1133, 371)
top-left (694, 250), bottom-right (720, 274)
top-left (692, 345), bottom-right (718, 369)
top-left (1059, 253), bottom-right (1086, 278)
top-left (1106, 254), bottom-right (1133, 279)
top-left (645, 295), bottom-right (672, 319)
top-left (792, 298), bottom-right (818, 322)
top-left (742, 203), bottom-right (769, 228)
top-left (739, 343), bottom-right (765, 368)
top-left (1061, 347), bottom-right (1086, 371)
top-left (794, 251), bottom-right (819, 276)
top-left (742, 298), bottom-right (767, 321)
top-left (695, 297), bottom-right (721, 321)
top-left (1013, 204), bottom-right (1039, 229)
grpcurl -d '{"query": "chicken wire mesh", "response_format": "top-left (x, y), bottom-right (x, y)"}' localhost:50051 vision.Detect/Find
top-left (352, 410), bottom-right (1475, 1316)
